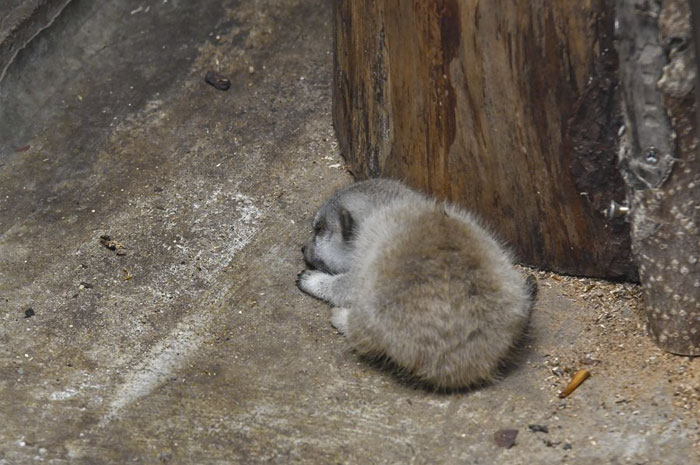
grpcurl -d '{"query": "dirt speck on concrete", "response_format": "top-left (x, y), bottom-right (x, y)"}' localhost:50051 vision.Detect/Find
top-left (495, 429), bottom-right (519, 448)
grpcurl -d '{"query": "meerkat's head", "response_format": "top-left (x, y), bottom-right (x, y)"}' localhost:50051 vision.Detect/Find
top-left (301, 178), bottom-right (414, 274)
top-left (302, 199), bottom-right (359, 274)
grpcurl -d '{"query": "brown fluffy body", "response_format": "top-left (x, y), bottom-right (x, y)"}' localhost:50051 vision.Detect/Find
top-left (298, 179), bottom-right (533, 389)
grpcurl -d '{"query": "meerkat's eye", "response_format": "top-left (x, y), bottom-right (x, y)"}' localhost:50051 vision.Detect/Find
top-left (313, 219), bottom-right (326, 235)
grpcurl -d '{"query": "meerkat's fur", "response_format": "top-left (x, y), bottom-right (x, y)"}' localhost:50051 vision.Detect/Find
top-left (297, 179), bottom-right (533, 389)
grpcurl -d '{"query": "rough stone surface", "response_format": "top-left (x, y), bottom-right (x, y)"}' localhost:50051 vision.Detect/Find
top-left (0, 1), bottom-right (698, 463)
top-left (0, 0), bottom-right (73, 82)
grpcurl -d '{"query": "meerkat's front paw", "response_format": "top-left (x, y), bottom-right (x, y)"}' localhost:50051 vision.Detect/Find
top-left (296, 270), bottom-right (329, 298)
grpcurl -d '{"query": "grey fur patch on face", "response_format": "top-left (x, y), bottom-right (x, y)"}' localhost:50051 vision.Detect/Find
top-left (302, 206), bottom-right (354, 274)
top-left (302, 179), bottom-right (411, 274)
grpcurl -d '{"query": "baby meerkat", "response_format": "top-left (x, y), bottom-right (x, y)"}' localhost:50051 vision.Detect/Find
top-left (297, 179), bottom-right (534, 389)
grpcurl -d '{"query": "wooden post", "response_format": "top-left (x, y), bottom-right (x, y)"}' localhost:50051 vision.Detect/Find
top-left (333, 0), bottom-right (637, 280)
top-left (616, 0), bottom-right (700, 355)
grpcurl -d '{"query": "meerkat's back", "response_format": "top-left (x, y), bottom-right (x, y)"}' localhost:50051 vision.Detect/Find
top-left (344, 197), bottom-right (531, 389)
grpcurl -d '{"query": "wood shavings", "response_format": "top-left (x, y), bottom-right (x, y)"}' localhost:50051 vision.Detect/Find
top-left (559, 369), bottom-right (591, 398)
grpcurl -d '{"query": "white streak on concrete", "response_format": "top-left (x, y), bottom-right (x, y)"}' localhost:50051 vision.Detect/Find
top-left (99, 192), bottom-right (262, 427)
top-left (50, 388), bottom-right (78, 401)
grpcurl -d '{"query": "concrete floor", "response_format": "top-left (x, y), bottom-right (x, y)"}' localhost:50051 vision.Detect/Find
top-left (0, 0), bottom-right (698, 463)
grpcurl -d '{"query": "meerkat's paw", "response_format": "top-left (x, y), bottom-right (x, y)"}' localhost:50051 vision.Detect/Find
top-left (330, 307), bottom-right (350, 334)
top-left (296, 270), bottom-right (329, 298)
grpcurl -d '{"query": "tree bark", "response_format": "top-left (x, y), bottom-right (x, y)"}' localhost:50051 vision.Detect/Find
top-left (616, 0), bottom-right (700, 355)
top-left (333, 0), bottom-right (637, 280)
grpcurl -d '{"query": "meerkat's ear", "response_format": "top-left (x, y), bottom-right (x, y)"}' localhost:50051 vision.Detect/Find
top-left (338, 207), bottom-right (355, 242)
